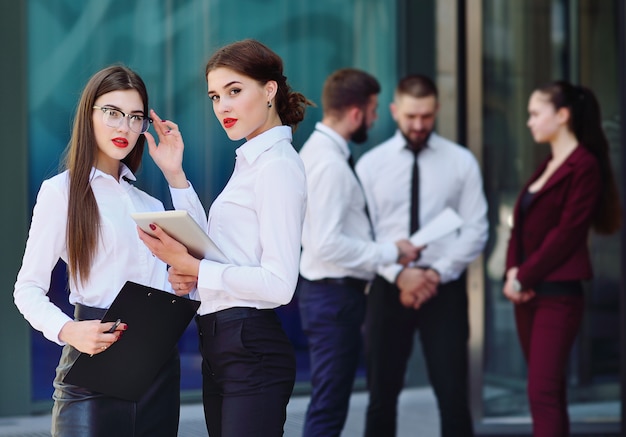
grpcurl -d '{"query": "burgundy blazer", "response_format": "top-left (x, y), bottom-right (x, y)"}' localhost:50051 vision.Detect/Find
top-left (505, 145), bottom-right (601, 290)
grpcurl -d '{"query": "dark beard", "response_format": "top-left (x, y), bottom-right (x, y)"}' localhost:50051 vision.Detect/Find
top-left (350, 118), bottom-right (369, 144)
top-left (402, 130), bottom-right (431, 151)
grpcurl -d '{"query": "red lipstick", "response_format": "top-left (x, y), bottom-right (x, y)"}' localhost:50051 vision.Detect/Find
top-left (223, 118), bottom-right (237, 129)
top-left (112, 137), bottom-right (129, 148)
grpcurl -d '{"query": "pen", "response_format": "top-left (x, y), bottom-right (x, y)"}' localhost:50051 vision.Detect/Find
top-left (89, 319), bottom-right (121, 357)
top-left (107, 318), bottom-right (122, 334)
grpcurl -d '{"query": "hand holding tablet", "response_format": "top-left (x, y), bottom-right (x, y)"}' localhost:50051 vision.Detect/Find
top-left (131, 210), bottom-right (228, 263)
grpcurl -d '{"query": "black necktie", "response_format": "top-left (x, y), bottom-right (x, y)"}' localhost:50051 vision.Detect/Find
top-left (348, 155), bottom-right (373, 236)
top-left (347, 154), bottom-right (356, 171)
top-left (409, 148), bottom-right (420, 234)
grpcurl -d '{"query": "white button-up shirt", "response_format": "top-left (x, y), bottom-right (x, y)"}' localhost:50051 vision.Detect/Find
top-left (171, 125), bottom-right (307, 315)
top-left (356, 130), bottom-right (488, 284)
top-left (298, 122), bottom-right (398, 281)
top-left (14, 165), bottom-right (171, 345)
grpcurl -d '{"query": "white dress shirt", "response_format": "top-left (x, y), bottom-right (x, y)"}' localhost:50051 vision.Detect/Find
top-left (14, 165), bottom-right (171, 345)
top-left (298, 122), bottom-right (398, 281)
top-left (356, 130), bottom-right (488, 284)
top-left (170, 125), bottom-right (307, 315)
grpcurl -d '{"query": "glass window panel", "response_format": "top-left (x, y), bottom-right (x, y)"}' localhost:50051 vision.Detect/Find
top-left (482, 0), bottom-right (621, 427)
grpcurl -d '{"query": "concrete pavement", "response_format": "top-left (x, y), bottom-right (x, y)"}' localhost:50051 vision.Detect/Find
top-left (0, 387), bottom-right (439, 437)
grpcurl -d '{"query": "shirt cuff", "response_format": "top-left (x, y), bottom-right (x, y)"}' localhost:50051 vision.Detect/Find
top-left (197, 258), bottom-right (228, 291)
top-left (429, 258), bottom-right (455, 284)
top-left (47, 314), bottom-right (73, 346)
top-left (378, 263), bottom-right (403, 285)
top-left (188, 287), bottom-right (200, 302)
top-left (380, 242), bottom-right (399, 266)
top-left (169, 181), bottom-right (197, 208)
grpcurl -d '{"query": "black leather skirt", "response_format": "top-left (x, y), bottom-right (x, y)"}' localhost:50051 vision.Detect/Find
top-left (50, 303), bottom-right (181, 437)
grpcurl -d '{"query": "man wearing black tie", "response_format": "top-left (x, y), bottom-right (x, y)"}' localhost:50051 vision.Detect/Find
top-left (298, 68), bottom-right (419, 437)
top-left (356, 74), bottom-right (488, 437)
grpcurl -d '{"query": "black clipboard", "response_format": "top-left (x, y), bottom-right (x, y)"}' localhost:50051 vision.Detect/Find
top-left (63, 281), bottom-right (200, 401)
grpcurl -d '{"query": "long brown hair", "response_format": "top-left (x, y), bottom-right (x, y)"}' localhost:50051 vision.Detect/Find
top-left (205, 39), bottom-right (314, 130)
top-left (535, 80), bottom-right (621, 234)
top-left (62, 65), bottom-right (149, 285)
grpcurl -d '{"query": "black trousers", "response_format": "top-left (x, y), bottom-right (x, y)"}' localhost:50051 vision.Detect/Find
top-left (364, 274), bottom-right (474, 437)
top-left (196, 307), bottom-right (296, 437)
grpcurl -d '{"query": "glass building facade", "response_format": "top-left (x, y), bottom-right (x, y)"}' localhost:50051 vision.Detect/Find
top-left (479, 0), bottom-right (622, 433)
top-left (1, 1), bottom-right (624, 435)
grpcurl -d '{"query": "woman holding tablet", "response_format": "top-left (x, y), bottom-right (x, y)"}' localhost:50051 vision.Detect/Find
top-left (140, 39), bottom-right (313, 436)
top-left (13, 65), bottom-right (181, 436)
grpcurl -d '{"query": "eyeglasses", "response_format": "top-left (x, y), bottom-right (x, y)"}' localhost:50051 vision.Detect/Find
top-left (93, 105), bottom-right (153, 134)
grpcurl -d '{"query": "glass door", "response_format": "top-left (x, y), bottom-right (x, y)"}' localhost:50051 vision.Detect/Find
top-left (480, 0), bottom-right (622, 432)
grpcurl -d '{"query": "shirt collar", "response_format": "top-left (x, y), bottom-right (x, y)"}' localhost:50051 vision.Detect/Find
top-left (89, 163), bottom-right (136, 181)
top-left (314, 122), bottom-right (351, 159)
top-left (236, 125), bottom-right (293, 165)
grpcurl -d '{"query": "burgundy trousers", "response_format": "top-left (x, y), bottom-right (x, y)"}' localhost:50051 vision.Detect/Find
top-left (514, 294), bottom-right (584, 437)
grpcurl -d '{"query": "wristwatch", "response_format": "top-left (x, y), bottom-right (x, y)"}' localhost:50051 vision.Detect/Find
top-left (512, 278), bottom-right (522, 293)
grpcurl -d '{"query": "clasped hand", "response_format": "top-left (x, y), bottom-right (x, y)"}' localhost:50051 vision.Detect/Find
top-left (137, 223), bottom-right (201, 296)
top-left (396, 267), bottom-right (440, 310)
top-left (502, 267), bottom-right (535, 304)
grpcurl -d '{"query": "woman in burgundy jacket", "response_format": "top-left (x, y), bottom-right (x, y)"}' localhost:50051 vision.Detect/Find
top-left (503, 80), bottom-right (621, 437)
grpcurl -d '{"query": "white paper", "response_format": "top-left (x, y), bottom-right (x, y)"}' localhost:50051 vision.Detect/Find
top-left (409, 207), bottom-right (463, 247)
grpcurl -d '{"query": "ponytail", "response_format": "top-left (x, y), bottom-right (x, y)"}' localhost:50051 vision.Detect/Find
top-left (536, 81), bottom-right (621, 234)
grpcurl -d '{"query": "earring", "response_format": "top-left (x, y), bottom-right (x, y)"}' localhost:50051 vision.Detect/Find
top-left (267, 101), bottom-right (272, 108)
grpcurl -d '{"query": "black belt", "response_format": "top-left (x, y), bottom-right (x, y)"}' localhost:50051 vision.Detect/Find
top-left (74, 303), bottom-right (107, 321)
top-left (310, 276), bottom-right (369, 291)
top-left (198, 306), bottom-right (274, 324)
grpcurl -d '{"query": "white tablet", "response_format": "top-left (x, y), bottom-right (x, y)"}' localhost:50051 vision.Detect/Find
top-left (131, 210), bottom-right (228, 263)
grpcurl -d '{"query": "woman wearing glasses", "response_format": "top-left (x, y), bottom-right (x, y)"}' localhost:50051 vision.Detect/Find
top-left (139, 39), bottom-right (313, 436)
top-left (13, 65), bottom-right (180, 436)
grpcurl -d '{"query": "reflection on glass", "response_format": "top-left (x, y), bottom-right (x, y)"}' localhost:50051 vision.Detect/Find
top-left (482, 0), bottom-right (621, 426)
